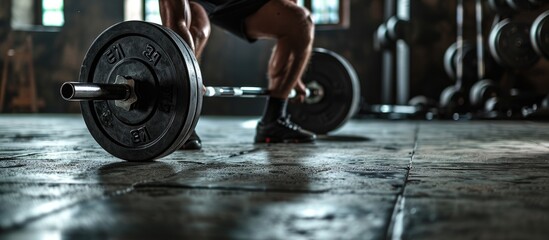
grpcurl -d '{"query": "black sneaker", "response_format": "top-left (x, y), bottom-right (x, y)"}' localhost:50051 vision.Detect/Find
top-left (255, 116), bottom-right (316, 143)
top-left (180, 130), bottom-right (202, 150)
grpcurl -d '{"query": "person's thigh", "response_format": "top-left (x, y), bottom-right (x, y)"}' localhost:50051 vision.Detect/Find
top-left (189, 1), bottom-right (211, 56)
top-left (245, 0), bottom-right (311, 40)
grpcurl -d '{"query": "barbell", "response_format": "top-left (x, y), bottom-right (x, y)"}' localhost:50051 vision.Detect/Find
top-left (60, 21), bottom-right (360, 161)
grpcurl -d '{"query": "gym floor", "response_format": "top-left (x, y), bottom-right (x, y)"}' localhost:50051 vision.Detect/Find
top-left (1, 115), bottom-right (549, 239)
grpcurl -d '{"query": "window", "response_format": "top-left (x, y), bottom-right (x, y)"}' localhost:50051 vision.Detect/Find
top-left (302, 0), bottom-right (350, 29)
top-left (11, 0), bottom-right (34, 29)
top-left (124, 0), bottom-right (161, 24)
top-left (124, 0), bottom-right (349, 29)
top-left (311, 0), bottom-right (340, 25)
top-left (124, 0), bottom-right (144, 21)
top-left (144, 0), bottom-right (162, 23)
top-left (11, 0), bottom-right (64, 30)
top-left (42, 0), bottom-right (64, 27)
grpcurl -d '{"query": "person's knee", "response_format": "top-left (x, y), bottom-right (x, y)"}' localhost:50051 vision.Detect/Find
top-left (159, 0), bottom-right (191, 28)
top-left (189, 2), bottom-right (210, 44)
top-left (286, 6), bottom-right (314, 48)
top-left (190, 25), bottom-right (209, 44)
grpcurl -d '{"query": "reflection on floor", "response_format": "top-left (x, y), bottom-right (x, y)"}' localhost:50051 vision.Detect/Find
top-left (1, 115), bottom-right (549, 239)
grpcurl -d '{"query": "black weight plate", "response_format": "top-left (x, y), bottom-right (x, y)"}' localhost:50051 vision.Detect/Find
top-left (469, 79), bottom-right (499, 107)
top-left (374, 24), bottom-right (391, 50)
top-left (79, 21), bottom-right (200, 161)
top-left (443, 41), bottom-right (477, 82)
top-left (386, 16), bottom-right (407, 41)
top-left (156, 24), bottom-right (204, 152)
top-left (531, 10), bottom-right (549, 59)
top-left (443, 42), bottom-right (458, 79)
top-left (288, 48), bottom-right (360, 134)
top-left (489, 19), bottom-right (540, 68)
top-left (439, 85), bottom-right (466, 109)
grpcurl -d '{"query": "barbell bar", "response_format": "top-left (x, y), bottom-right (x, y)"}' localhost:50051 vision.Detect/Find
top-left (62, 82), bottom-right (321, 102)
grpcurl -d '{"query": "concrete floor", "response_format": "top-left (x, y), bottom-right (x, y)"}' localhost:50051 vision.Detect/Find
top-left (0, 115), bottom-right (549, 239)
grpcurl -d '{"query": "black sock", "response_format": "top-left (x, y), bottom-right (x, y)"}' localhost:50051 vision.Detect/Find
top-left (261, 97), bottom-right (287, 123)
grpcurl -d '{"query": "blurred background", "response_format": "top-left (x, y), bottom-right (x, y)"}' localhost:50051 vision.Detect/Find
top-left (1, 0), bottom-right (548, 118)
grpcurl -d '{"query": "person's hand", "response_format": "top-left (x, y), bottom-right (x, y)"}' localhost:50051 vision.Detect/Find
top-left (292, 81), bottom-right (307, 103)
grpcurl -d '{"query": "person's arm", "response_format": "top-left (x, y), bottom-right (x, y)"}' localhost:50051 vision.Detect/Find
top-left (159, 0), bottom-right (196, 52)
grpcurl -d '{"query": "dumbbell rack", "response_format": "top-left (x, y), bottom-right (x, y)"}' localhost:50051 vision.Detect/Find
top-left (367, 0), bottom-right (434, 119)
top-left (472, 0), bottom-right (549, 120)
top-left (368, 0), bottom-right (549, 121)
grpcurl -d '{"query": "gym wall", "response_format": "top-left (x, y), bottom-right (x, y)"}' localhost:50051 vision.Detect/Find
top-left (1, 0), bottom-right (548, 114)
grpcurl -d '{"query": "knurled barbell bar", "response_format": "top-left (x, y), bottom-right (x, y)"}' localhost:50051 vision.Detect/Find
top-left (61, 79), bottom-right (325, 107)
top-left (60, 21), bottom-right (360, 162)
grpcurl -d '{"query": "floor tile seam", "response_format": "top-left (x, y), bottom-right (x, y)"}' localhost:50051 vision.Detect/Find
top-left (384, 123), bottom-right (420, 240)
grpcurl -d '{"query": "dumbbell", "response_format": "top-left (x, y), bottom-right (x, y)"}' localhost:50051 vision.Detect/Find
top-left (60, 21), bottom-right (361, 161)
top-left (469, 0), bottom-right (503, 112)
top-left (444, 42), bottom-right (501, 84)
top-left (374, 15), bottom-right (438, 51)
top-left (444, 41), bottom-right (478, 83)
top-left (440, 0), bottom-right (469, 114)
top-left (374, 16), bottom-right (409, 50)
top-left (469, 79), bottom-right (500, 109)
top-left (480, 8), bottom-right (548, 114)
top-left (518, 93), bottom-right (549, 119)
top-left (484, 90), bottom-right (545, 117)
top-left (489, 19), bottom-right (540, 69)
top-left (531, 10), bottom-right (549, 58)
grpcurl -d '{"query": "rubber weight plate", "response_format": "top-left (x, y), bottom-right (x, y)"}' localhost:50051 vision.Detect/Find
top-left (79, 21), bottom-right (201, 161)
top-left (469, 79), bottom-right (499, 107)
top-left (531, 10), bottom-right (549, 59)
top-left (439, 86), bottom-right (465, 108)
top-left (157, 24), bottom-right (204, 152)
top-left (443, 41), bottom-right (477, 81)
top-left (489, 19), bottom-right (539, 68)
top-left (288, 48), bottom-right (360, 134)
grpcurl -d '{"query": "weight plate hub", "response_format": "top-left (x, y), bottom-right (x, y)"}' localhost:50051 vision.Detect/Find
top-left (489, 19), bottom-right (539, 68)
top-left (531, 10), bottom-right (549, 59)
top-left (288, 48), bottom-right (360, 134)
top-left (79, 21), bottom-right (201, 161)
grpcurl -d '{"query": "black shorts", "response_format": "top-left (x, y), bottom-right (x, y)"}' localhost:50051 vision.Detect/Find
top-left (191, 0), bottom-right (270, 42)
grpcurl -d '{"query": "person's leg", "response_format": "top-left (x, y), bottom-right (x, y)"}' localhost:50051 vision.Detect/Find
top-left (160, 1), bottom-right (211, 150)
top-left (180, 2), bottom-right (211, 150)
top-left (189, 1), bottom-right (211, 58)
top-left (159, 0), bottom-right (195, 52)
top-left (244, 0), bottom-right (316, 143)
top-left (246, 0), bottom-right (314, 102)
